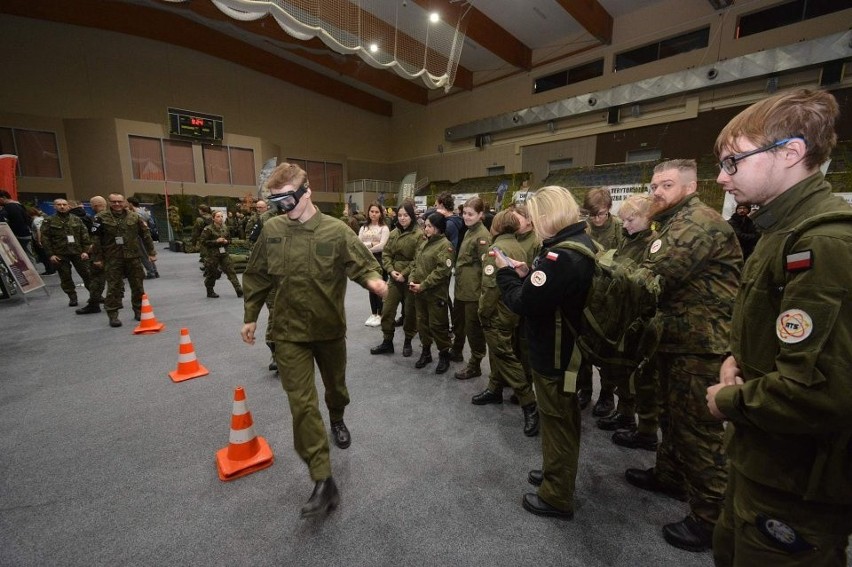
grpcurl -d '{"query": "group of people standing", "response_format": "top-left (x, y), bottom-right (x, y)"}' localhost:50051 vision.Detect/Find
top-left (239, 88), bottom-right (851, 567)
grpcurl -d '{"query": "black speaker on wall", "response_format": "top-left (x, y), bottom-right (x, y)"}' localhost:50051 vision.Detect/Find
top-left (607, 106), bottom-right (620, 125)
top-left (820, 60), bottom-right (844, 86)
top-left (475, 134), bottom-right (484, 148)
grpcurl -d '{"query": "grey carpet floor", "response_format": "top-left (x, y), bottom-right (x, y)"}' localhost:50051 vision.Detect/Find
top-left (0, 248), bottom-right (767, 566)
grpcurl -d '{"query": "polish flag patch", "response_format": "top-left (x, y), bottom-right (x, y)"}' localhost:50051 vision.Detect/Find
top-left (546, 251), bottom-right (559, 262)
top-left (786, 250), bottom-right (813, 272)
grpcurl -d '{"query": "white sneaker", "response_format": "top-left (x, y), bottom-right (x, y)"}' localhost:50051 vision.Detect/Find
top-left (365, 315), bottom-right (374, 326)
top-left (369, 314), bottom-right (381, 327)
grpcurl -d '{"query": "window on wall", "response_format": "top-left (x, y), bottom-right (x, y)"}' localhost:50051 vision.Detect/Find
top-left (615, 27), bottom-right (710, 72)
top-left (285, 158), bottom-right (344, 192)
top-left (626, 148), bottom-right (662, 162)
top-left (487, 165), bottom-right (505, 176)
top-left (548, 158), bottom-right (574, 172)
top-left (229, 147), bottom-right (255, 186)
top-left (534, 59), bottom-right (604, 94)
top-left (129, 136), bottom-right (165, 181)
top-left (0, 127), bottom-right (61, 178)
top-left (737, 0), bottom-right (847, 38)
top-left (163, 140), bottom-right (195, 182)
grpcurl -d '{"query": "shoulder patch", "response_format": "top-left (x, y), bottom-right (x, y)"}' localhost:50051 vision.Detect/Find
top-left (776, 308), bottom-right (813, 344)
top-left (545, 251), bottom-right (559, 262)
top-left (445, 258), bottom-right (452, 267)
top-left (650, 239), bottom-right (662, 254)
top-left (530, 270), bottom-right (547, 287)
top-left (785, 250), bottom-right (813, 272)
top-left (484, 264), bottom-right (495, 276)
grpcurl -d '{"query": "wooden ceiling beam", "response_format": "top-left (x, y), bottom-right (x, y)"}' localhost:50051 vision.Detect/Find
top-left (554, 0), bottom-right (613, 45)
top-left (0, 0), bottom-right (395, 115)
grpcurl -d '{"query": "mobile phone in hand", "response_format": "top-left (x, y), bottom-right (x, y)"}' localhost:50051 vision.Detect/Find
top-left (492, 247), bottom-right (516, 268)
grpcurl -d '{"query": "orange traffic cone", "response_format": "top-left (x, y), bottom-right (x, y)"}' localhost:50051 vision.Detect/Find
top-left (133, 294), bottom-right (165, 334)
top-left (216, 387), bottom-right (274, 481)
top-left (168, 328), bottom-right (209, 382)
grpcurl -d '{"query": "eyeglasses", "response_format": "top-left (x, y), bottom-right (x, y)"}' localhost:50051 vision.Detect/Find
top-left (718, 136), bottom-right (804, 175)
top-left (590, 211), bottom-right (609, 219)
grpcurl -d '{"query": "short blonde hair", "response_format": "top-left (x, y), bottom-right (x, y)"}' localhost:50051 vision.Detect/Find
top-left (618, 193), bottom-right (653, 219)
top-left (526, 186), bottom-right (580, 240)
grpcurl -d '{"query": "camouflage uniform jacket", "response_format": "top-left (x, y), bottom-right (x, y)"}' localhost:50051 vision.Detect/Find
top-left (382, 226), bottom-right (423, 279)
top-left (587, 215), bottom-right (624, 251)
top-left (199, 223), bottom-right (232, 257)
top-left (242, 207), bottom-right (382, 342)
top-left (515, 230), bottom-right (540, 265)
top-left (91, 209), bottom-right (155, 261)
top-left (715, 173), bottom-right (852, 504)
top-left (479, 233), bottom-right (524, 326)
top-left (614, 227), bottom-right (656, 264)
top-left (643, 193), bottom-right (741, 354)
top-left (410, 234), bottom-right (454, 297)
top-left (191, 214), bottom-right (212, 245)
top-left (41, 212), bottom-right (91, 256)
top-left (454, 221), bottom-right (491, 301)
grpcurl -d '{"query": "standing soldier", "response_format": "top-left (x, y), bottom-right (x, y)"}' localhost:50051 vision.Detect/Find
top-left (41, 198), bottom-right (91, 306)
top-left (408, 213), bottom-right (455, 374)
top-left (200, 210), bottom-right (242, 298)
top-left (707, 89), bottom-right (852, 566)
top-left (471, 210), bottom-right (539, 437)
top-left (624, 160), bottom-right (742, 552)
top-left (76, 196), bottom-right (108, 315)
top-left (91, 193), bottom-right (156, 328)
top-left (190, 204), bottom-right (212, 254)
top-left (240, 162), bottom-right (387, 518)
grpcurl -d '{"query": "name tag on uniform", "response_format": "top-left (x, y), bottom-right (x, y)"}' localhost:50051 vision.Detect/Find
top-left (219, 247), bottom-right (226, 254)
top-left (115, 236), bottom-right (124, 245)
top-left (67, 235), bottom-right (76, 243)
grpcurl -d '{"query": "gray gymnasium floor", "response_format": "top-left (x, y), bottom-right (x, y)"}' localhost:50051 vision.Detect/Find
top-left (1, 247), bottom-right (726, 566)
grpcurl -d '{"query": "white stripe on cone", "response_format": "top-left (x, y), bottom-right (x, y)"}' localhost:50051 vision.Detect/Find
top-left (178, 352), bottom-right (198, 363)
top-left (230, 425), bottom-right (257, 444)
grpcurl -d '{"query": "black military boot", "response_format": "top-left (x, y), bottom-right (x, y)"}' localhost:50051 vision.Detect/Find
top-left (471, 389), bottom-right (502, 405)
top-left (370, 339), bottom-right (394, 355)
top-left (612, 429), bottom-right (658, 451)
top-left (300, 477), bottom-right (340, 518)
top-left (76, 302), bottom-right (101, 315)
top-left (68, 294), bottom-right (78, 307)
top-left (207, 289), bottom-right (219, 298)
top-left (662, 516), bottom-right (714, 552)
top-left (267, 342), bottom-right (277, 371)
top-left (522, 402), bottom-right (540, 437)
top-left (454, 364), bottom-right (481, 380)
top-left (107, 311), bottom-right (122, 328)
top-left (414, 347), bottom-right (432, 369)
top-left (235, 286), bottom-right (244, 298)
top-left (577, 389), bottom-right (592, 410)
top-left (624, 467), bottom-right (687, 501)
top-left (522, 493), bottom-right (573, 520)
top-left (402, 338), bottom-right (413, 357)
top-left (592, 392), bottom-right (615, 417)
top-left (527, 469), bottom-right (543, 487)
top-left (134, 309), bottom-right (141, 321)
top-left (435, 350), bottom-right (451, 374)
top-left (449, 350), bottom-right (464, 363)
top-left (597, 412), bottom-right (636, 431)
top-left (330, 420), bottom-right (351, 449)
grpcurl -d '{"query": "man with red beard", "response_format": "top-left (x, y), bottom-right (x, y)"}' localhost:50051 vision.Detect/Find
top-left (624, 159), bottom-right (742, 552)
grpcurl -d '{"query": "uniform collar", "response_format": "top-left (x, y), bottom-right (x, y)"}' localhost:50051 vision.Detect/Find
top-left (752, 172), bottom-right (830, 233)
top-left (652, 192), bottom-right (698, 225)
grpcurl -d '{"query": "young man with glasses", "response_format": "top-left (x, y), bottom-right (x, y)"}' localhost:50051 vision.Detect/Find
top-left (708, 89), bottom-right (852, 566)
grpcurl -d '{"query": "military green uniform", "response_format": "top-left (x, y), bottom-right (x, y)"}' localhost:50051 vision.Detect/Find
top-left (642, 193), bottom-right (742, 526)
top-left (200, 222), bottom-right (242, 296)
top-left (514, 230), bottom-right (540, 386)
top-left (604, 227), bottom-right (659, 425)
top-left (41, 211), bottom-right (91, 302)
top-left (452, 221), bottom-right (491, 372)
top-left (91, 208), bottom-right (156, 321)
top-left (84, 215), bottom-right (106, 306)
top-left (242, 207), bottom-right (382, 481)
top-left (380, 224), bottom-right (423, 342)
top-left (578, 215), bottom-right (626, 396)
top-left (190, 213), bottom-right (211, 254)
top-left (410, 234), bottom-right (454, 353)
top-left (713, 173), bottom-right (852, 566)
top-left (479, 233), bottom-right (534, 405)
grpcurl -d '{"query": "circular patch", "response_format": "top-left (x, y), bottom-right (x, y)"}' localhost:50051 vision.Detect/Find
top-left (650, 239), bottom-right (662, 254)
top-left (445, 258), bottom-right (452, 267)
top-left (483, 264), bottom-right (495, 276)
top-left (530, 270), bottom-right (547, 287)
top-left (776, 309), bottom-right (813, 344)
top-left (765, 519), bottom-right (796, 545)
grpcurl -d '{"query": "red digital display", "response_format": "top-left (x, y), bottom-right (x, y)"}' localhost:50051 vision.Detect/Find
top-left (168, 108), bottom-right (224, 142)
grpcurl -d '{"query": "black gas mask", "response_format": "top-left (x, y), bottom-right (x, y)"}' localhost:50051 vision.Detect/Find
top-left (269, 183), bottom-right (308, 212)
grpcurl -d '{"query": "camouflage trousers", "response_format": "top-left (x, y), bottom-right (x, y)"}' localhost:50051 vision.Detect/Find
top-left (87, 261), bottom-right (105, 304)
top-left (655, 353), bottom-right (727, 525)
top-left (55, 254), bottom-right (91, 299)
top-left (104, 258), bottom-right (145, 313)
top-left (203, 255), bottom-right (241, 294)
top-left (534, 370), bottom-right (580, 512)
top-left (713, 466), bottom-right (852, 567)
top-left (275, 338), bottom-right (349, 482)
top-left (483, 323), bottom-right (535, 407)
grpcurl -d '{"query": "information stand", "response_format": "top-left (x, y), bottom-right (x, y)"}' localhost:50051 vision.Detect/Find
top-left (0, 222), bottom-right (48, 303)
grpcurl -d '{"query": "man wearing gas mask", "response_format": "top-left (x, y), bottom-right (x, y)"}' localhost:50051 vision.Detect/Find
top-left (240, 162), bottom-right (388, 518)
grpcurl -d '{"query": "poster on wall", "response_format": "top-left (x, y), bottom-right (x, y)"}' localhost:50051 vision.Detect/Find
top-left (0, 223), bottom-right (45, 296)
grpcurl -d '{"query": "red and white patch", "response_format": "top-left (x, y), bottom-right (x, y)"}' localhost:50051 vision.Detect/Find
top-left (530, 270), bottom-right (547, 287)
top-left (484, 265), bottom-right (495, 276)
top-left (650, 239), bottom-right (662, 254)
top-left (545, 251), bottom-right (559, 262)
top-left (776, 308), bottom-right (813, 344)
top-left (479, 239), bottom-right (487, 245)
top-left (785, 250), bottom-right (813, 272)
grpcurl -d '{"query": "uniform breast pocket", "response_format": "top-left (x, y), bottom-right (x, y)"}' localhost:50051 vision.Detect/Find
top-left (738, 278), bottom-right (778, 377)
top-left (311, 241), bottom-right (337, 280)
